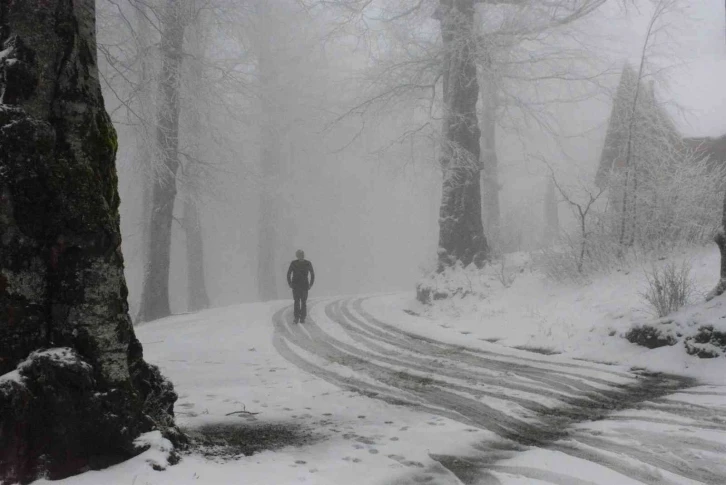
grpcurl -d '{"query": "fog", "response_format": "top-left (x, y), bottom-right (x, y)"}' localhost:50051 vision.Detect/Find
top-left (96, 0), bottom-right (726, 317)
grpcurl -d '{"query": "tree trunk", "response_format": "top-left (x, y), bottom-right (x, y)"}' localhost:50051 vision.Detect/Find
top-left (182, 5), bottom-right (211, 312)
top-left (255, 6), bottom-right (284, 301)
top-left (0, 1), bottom-right (182, 481)
top-left (436, 0), bottom-right (489, 269)
top-left (184, 197), bottom-right (211, 311)
top-left (135, 0), bottom-right (155, 314)
top-left (479, 70), bottom-right (500, 249)
top-left (710, 196), bottom-right (726, 300)
top-left (256, 139), bottom-right (282, 301)
top-left (138, 0), bottom-right (186, 322)
top-left (709, 2), bottom-right (726, 300)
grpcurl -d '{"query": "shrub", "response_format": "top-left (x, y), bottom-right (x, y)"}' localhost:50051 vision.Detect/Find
top-left (537, 144), bottom-right (724, 283)
top-left (684, 326), bottom-right (726, 358)
top-left (640, 261), bottom-right (695, 318)
top-left (625, 324), bottom-right (677, 348)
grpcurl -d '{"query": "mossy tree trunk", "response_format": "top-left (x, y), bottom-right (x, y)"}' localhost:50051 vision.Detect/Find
top-left (138, 0), bottom-right (187, 322)
top-left (0, 0), bottom-right (182, 482)
top-left (436, 0), bottom-right (489, 270)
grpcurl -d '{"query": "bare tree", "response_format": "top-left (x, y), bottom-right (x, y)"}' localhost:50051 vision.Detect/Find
top-left (473, 0), bottom-right (613, 251)
top-left (435, 0), bottom-right (489, 269)
top-left (594, 0), bottom-right (684, 250)
top-left (181, 2), bottom-right (212, 311)
top-left (253, 1), bottom-right (287, 301)
top-left (306, 0), bottom-right (612, 271)
top-left (548, 168), bottom-right (606, 274)
top-left (137, 0), bottom-right (190, 322)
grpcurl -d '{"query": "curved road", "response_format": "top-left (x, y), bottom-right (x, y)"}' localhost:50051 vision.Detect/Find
top-left (273, 297), bottom-right (726, 485)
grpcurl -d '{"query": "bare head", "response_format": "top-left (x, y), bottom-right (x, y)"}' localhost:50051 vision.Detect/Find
top-left (296, 249), bottom-right (305, 260)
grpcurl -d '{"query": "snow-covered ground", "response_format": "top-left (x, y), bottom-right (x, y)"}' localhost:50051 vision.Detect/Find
top-left (42, 245), bottom-right (726, 485)
top-left (408, 245), bottom-right (726, 385)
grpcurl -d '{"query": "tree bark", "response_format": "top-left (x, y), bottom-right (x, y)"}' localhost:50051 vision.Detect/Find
top-left (256, 137), bottom-right (283, 301)
top-left (182, 6), bottom-right (211, 312)
top-left (134, 0), bottom-right (156, 314)
top-left (138, 0), bottom-right (187, 322)
top-left (184, 197), bottom-right (211, 311)
top-left (479, 69), bottom-right (500, 249)
top-left (0, 1), bottom-right (182, 481)
top-left (710, 198), bottom-right (726, 300)
top-left (436, 0), bottom-right (489, 269)
top-left (255, 4), bottom-right (284, 301)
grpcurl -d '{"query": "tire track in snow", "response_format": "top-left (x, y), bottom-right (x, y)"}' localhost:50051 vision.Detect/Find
top-left (273, 297), bottom-right (726, 484)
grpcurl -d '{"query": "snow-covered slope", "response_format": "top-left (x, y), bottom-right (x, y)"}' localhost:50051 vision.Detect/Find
top-left (407, 245), bottom-right (725, 385)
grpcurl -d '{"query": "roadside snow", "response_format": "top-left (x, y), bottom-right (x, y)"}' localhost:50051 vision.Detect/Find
top-left (391, 245), bottom-right (725, 385)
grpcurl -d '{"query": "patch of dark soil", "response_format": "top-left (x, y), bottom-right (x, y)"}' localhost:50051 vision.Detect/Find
top-left (184, 422), bottom-right (320, 460)
top-left (512, 345), bottom-right (561, 355)
top-left (403, 309), bottom-right (421, 317)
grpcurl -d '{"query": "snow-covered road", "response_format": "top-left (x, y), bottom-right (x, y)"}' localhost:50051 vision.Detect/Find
top-left (275, 297), bottom-right (726, 485)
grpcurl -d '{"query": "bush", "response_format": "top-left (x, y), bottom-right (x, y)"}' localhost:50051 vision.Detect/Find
top-left (537, 144), bottom-right (724, 283)
top-left (625, 324), bottom-right (677, 348)
top-left (416, 262), bottom-right (487, 304)
top-left (684, 326), bottom-right (726, 358)
top-left (640, 261), bottom-right (695, 318)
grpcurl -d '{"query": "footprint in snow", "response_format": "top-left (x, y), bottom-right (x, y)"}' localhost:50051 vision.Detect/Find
top-left (413, 476), bottom-right (434, 483)
top-left (387, 455), bottom-right (424, 468)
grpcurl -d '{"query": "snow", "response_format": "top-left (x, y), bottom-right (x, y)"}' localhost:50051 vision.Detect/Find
top-left (395, 245), bottom-right (726, 385)
top-left (0, 369), bottom-right (23, 384)
top-left (41, 245), bottom-right (726, 484)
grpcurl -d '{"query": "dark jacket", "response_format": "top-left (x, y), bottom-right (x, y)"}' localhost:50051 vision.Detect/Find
top-left (287, 259), bottom-right (314, 289)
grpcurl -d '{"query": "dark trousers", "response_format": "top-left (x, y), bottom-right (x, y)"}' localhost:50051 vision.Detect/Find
top-left (292, 286), bottom-right (308, 321)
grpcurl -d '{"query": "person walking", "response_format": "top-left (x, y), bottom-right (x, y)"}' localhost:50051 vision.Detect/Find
top-left (287, 250), bottom-right (315, 323)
